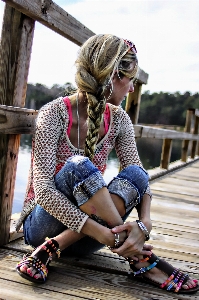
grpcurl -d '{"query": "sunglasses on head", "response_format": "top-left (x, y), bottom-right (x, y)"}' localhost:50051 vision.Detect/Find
top-left (123, 39), bottom-right (137, 54)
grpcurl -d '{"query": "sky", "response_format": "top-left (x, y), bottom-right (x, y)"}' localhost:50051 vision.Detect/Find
top-left (0, 0), bottom-right (199, 94)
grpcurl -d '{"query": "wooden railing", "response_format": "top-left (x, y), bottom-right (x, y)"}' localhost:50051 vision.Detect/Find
top-left (0, 0), bottom-right (198, 247)
top-left (0, 104), bottom-right (198, 169)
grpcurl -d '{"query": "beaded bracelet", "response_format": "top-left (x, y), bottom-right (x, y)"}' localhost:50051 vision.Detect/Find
top-left (136, 220), bottom-right (150, 241)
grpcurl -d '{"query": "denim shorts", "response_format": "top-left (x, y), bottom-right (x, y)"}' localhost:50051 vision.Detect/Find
top-left (23, 155), bottom-right (149, 256)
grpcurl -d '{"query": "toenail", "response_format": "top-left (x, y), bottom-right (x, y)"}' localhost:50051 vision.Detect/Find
top-left (183, 285), bottom-right (188, 289)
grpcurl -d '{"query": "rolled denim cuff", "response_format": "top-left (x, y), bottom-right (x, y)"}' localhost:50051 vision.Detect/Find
top-left (73, 171), bottom-right (107, 206)
top-left (108, 178), bottom-right (139, 213)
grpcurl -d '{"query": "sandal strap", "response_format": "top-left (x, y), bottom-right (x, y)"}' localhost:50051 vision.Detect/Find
top-left (128, 255), bottom-right (151, 265)
top-left (132, 259), bottom-right (159, 276)
top-left (129, 255), bottom-right (159, 276)
top-left (160, 268), bottom-right (178, 288)
top-left (44, 237), bottom-right (61, 258)
top-left (174, 273), bottom-right (189, 292)
top-left (147, 253), bottom-right (190, 292)
top-left (16, 238), bottom-right (61, 282)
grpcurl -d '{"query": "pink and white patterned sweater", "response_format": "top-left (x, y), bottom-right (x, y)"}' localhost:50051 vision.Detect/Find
top-left (16, 97), bottom-right (151, 233)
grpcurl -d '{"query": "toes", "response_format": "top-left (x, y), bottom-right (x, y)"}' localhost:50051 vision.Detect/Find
top-left (182, 279), bottom-right (198, 290)
top-left (27, 266), bottom-right (35, 277)
top-left (19, 264), bottom-right (28, 273)
top-left (34, 273), bottom-right (42, 279)
top-left (182, 284), bottom-right (189, 290)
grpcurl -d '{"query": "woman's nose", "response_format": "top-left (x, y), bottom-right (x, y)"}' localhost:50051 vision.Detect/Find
top-left (129, 82), bottom-right (134, 93)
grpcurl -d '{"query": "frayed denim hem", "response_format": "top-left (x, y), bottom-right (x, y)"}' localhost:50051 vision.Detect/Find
top-left (74, 171), bottom-right (107, 206)
top-left (108, 177), bottom-right (139, 213)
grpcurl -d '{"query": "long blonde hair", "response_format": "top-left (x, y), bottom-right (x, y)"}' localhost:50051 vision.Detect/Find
top-left (75, 34), bottom-right (138, 161)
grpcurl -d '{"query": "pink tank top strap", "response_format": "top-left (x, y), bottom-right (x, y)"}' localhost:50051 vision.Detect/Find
top-left (104, 104), bottom-right (110, 134)
top-left (63, 97), bottom-right (72, 136)
top-left (63, 97), bottom-right (110, 136)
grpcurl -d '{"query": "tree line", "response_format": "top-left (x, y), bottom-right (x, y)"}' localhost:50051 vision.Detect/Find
top-left (25, 83), bottom-right (199, 126)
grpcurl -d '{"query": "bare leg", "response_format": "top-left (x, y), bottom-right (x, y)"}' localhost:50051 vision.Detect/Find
top-left (19, 187), bottom-right (127, 278)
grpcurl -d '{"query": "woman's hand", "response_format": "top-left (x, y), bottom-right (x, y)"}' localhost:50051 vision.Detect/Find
top-left (110, 221), bottom-right (153, 259)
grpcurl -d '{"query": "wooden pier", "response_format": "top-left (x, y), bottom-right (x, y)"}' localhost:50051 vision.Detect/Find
top-left (0, 159), bottom-right (199, 299)
top-left (0, 1), bottom-right (199, 299)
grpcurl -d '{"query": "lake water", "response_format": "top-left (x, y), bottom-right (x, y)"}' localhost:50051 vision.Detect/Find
top-left (13, 135), bottom-right (184, 214)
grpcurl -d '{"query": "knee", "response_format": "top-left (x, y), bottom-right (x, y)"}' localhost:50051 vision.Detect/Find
top-left (118, 165), bottom-right (149, 195)
top-left (58, 155), bottom-right (99, 182)
top-left (119, 165), bottom-right (149, 182)
top-left (66, 155), bottom-right (98, 175)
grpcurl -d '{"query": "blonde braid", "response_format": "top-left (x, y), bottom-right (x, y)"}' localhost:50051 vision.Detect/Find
top-left (85, 93), bottom-right (106, 161)
top-left (75, 34), bottom-right (138, 161)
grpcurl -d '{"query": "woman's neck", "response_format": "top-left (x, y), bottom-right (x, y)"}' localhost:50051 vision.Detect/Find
top-left (69, 92), bottom-right (88, 120)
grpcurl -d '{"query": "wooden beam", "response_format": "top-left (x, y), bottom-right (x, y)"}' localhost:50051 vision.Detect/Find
top-left (0, 105), bottom-right (37, 134)
top-left (137, 68), bottom-right (148, 85)
top-left (160, 139), bottom-right (172, 169)
top-left (125, 83), bottom-right (142, 124)
top-left (191, 115), bottom-right (199, 158)
top-left (2, 0), bottom-right (95, 46)
top-left (134, 125), bottom-right (199, 141)
top-left (2, 1), bottom-right (148, 80)
top-left (0, 5), bottom-right (35, 246)
top-left (181, 109), bottom-right (195, 162)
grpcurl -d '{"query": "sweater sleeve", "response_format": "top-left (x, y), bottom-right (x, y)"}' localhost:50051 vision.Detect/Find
top-left (33, 100), bottom-right (89, 233)
top-left (114, 107), bottom-right (152, 198)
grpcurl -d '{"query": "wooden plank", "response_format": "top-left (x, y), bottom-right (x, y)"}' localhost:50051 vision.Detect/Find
top-left (151, 182), bottom-right (199, 196)
top-left (0, 5), bottom-right (35, 246)
top-left (156, 177), bottom-right (199, 188)
top-left (150, 191), bottom-right (199, 205)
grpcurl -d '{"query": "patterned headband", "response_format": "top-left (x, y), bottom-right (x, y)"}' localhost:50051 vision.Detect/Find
top-left (123, 39), bottom-right (137, 54)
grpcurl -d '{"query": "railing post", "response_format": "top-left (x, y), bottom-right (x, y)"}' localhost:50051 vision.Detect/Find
top-left (191, 112), bottom-right (199, 159)
top-left (125, 82), bottom-right (142, 124)
top-left (0, 4), bottom-right (35, 246)
top-left (181, 109), bottom-right (195, 162)
top-left (160, 139), bottom-right (172, 169)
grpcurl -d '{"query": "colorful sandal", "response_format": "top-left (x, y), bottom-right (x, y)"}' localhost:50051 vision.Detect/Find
top-left (128, 253), bottom-right (199, 294)
top-left (16, 238), bottom-right (61, 283)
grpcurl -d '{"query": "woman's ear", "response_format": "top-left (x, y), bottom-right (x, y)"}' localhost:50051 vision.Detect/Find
top-left (113, 71), bottom-right (125, 83)
top-left (112, 71), bottom-right (120, 82)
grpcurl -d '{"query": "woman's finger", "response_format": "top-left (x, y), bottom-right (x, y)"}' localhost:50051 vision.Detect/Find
top-left (143, 244), bottom-right (153, 250)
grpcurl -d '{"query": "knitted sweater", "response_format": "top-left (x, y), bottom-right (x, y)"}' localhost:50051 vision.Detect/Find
top-left (16, 97), bottom-right (151, 232)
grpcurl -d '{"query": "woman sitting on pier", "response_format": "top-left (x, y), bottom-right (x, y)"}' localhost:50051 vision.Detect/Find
top-left (16, 34), bottom-right (198, 294)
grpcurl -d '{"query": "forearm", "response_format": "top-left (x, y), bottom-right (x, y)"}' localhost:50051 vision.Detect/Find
top-left (136, 193), bottom-right (152, 232)
top-left (81, 217), bottom-right (116, 246)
